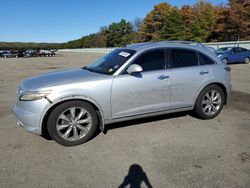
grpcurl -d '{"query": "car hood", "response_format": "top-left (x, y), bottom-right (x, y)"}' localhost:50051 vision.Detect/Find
top-left (20, 68), bottom-right (109, 91)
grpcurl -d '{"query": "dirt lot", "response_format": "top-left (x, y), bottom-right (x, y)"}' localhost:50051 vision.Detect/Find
top-left (0, 52), bottom-right (250, 188)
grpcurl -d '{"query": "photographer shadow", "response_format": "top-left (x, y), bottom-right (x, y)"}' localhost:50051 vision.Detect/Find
top-left (119, 164), bottom-right (153, 188)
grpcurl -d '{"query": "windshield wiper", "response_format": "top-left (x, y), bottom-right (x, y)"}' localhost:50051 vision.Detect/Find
top-left (81, 66), bottom-right (94, 72)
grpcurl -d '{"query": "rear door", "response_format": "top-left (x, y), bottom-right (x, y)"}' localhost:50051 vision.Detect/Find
top-left (168, 48), bottom-right (213, 108)
top-left (236, 47), bottom-right (248, 62)
top-left (111, 49), bottom-right (171, 118)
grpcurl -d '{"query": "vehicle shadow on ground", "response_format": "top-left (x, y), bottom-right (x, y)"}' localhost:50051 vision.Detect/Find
top-left (41, 111), bottom-right (190, 141)
top-left (119, 164), bottom-right (153, 188)
top-left (105, 111), bottom-right (189, 133)
top-left (227, 62), bottom-right (247, 65)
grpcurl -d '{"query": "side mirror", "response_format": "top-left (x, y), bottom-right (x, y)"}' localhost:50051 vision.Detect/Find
top-left (127, 64), bottom-right (143, 74)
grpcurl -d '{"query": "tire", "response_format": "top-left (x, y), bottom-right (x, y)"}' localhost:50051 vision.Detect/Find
top-left (245, 57), bottom-right (250, 64)
top-left (47, 100), bottom-right (98, 146)
top-left (194, 85), bottom-right (225, 119)
top-left (222, 58), bottom-right (228, 64)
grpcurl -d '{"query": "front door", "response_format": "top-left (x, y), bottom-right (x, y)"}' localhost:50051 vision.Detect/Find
top-left (111, 49), bottom-right (171, 118)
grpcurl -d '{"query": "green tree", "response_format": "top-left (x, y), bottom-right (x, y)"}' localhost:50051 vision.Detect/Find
top-left (159, 8), bottom-right (185, 40)
top-left (105, 19), bottom-right (134, 47)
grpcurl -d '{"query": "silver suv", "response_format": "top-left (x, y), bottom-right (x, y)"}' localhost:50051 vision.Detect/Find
top-left (13, 41), bottom-right (231, 146)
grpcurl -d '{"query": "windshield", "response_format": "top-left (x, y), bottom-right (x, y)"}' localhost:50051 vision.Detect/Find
top-left (218, 47), bottom-right (231, 52)
top-left (87, 49), bottom-right (136, 75)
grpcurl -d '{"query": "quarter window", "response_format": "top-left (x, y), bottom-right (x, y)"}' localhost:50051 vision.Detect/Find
top-left (199, 53), bottom-right (215, 65)
top-left (131, 50), bottom-right (165, 72)
top-left (172, 49), bottom-right (198, 68)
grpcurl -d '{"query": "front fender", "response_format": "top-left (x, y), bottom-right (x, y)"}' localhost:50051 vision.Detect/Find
top-left (39, 95), bottom-right (106, 133)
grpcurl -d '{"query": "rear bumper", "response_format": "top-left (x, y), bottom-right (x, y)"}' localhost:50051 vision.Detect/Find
top-left (226, 83), bottom-right (232, 104)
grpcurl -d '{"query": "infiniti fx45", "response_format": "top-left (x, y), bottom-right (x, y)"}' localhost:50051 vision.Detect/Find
top-left (13, 41), bottom-right (231, 146)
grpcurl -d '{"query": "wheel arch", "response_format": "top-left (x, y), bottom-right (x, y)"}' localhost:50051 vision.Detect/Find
top-left (196, 82), bottom-right (228, 105)
top-left (41, 96), bottom-right (105, 138)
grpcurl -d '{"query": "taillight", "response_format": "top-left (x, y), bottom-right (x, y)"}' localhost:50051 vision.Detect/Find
top-left (224, 66), bottom-right (231, 72)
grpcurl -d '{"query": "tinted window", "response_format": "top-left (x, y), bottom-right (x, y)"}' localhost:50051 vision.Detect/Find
top-left (237, 47), bottom-right (247, 53)
top-left (230, 48), bottom-right (237, 53)
top-left (172, 49), bottom-right (198, 68)
top-left (131, 50), bottom-right (165, 71)
top-left (199, 53), bottom-right (215, 65)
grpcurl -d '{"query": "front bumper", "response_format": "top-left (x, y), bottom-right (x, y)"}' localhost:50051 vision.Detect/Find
top-left (12, 98), bottom-right (50, 135)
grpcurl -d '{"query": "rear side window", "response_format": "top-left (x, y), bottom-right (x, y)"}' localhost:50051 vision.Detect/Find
top-left (172, 49), bottom-right (198, 68)
top-left (131, 49), bottom-right (165, 71)
top-left (199, 53), bottom-right (215, 65)
top-left (237, 48), bottom-right (247, 53)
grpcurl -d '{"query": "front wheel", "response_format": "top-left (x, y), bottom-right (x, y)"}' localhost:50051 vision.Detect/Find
top-left (222, 58), bottom-right (228, 64)
top-left (47, 100), bottom-right (98, 146)
top-left (194, 85), bottom-right (225, 119)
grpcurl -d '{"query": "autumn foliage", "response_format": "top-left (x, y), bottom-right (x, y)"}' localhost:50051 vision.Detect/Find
top-left (69, 0), bottom-right (250, 48)
top-left (140, 1), bottom-right (250, 43)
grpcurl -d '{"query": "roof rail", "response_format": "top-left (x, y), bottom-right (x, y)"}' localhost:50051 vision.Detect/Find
top-left (126, 42), bottom-right (153, 47)
top-left (127, 40), bottom-right (207, 48)
top-left (157, 40), bottom-right (206, 47)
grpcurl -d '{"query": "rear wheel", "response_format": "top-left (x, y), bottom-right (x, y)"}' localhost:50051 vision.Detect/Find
top-left (245, 57), bottom-right (249, 64)
top-left (47, 100), bottom-right (98, 146)
top-left (194, 85), bottom-right (225, 119)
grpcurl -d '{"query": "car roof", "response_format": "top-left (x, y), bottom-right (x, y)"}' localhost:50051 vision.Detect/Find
top-left (125, 40), bottom-right (220, 62)
top-left (127, 41), bottom-right (204, 50)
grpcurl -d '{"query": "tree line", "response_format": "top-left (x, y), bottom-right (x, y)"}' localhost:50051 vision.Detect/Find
top-left (1, 0), bottom-right (249, 50)
top-left (60, 0), bottom-right (249, 48)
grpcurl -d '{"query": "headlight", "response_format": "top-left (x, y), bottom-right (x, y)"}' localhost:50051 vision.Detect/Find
top-left (20, 90), bottom-right (52, 101)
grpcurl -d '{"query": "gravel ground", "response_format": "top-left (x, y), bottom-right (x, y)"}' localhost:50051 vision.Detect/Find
top-left (0, 52), bottom-right (249, 188)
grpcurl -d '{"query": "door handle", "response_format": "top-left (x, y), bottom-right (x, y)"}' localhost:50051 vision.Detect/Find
top-left (199, 71), bottom-right (209, 75)
top-left (158, 75), bottom-right (170, 80)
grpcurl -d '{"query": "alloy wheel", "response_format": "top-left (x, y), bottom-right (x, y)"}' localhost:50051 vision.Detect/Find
top-left (201, 90), bottom-right (222, 116)
top-left (245, 57), bottom-right (250, 64)
top-left (56, 107), bottom-right (92, 141)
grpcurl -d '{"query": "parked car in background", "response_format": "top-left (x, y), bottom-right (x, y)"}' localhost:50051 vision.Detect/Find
top-left (0, 51), bottom-right (7, 57)
top-left (13, 41), bottom-right (231, 146)
top-left (39, 49), bottom-right (56, 57)
top-left (1, 50), bottom-right (19, 58)
top-left (216, 47), bottom-right (250, 64)
top-left (24, 50), bottom-right (39, 58)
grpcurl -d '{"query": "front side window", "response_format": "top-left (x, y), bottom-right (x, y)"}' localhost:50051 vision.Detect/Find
top-left (130, 49), bottom-right (165, 72)
top-left (171, 49), bottom-right (198, 68)
top-left (87, 49), bottom-right (136, 75)
top-left (230, 48), bottom-right (237, 54)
